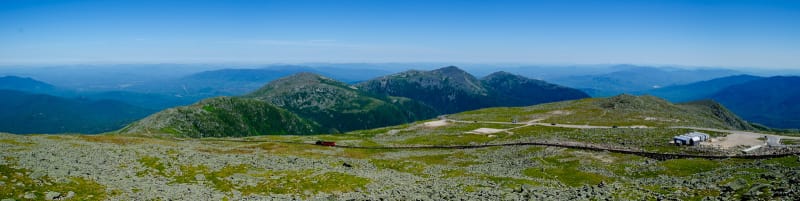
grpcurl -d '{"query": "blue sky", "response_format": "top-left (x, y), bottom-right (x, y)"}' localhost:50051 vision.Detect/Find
top-left (1, 0), bottom-right (798, 68)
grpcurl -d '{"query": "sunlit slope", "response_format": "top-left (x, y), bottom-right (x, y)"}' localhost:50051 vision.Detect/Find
top-left (356, 66), bottom-right (589, 114)
top-left (449, 94), bottom-right (754, 130)
top-left (246, 72), bottom-right (437, 133)
top-left (119, 97), bottom-right (320, 137)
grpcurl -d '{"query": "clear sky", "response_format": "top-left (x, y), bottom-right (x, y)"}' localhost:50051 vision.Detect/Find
top-left (1, 0), bottom-right (798, 68)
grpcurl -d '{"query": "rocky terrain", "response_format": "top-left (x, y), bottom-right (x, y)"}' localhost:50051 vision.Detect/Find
top-left (4, 94), bottom-right (800, 200)
top-left (2, 128), bottom-right (799, 200)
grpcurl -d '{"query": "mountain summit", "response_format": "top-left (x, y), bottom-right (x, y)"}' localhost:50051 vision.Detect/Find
top-left (356, 66), bottom-right (589, 114)
top-left (246, 72), bottom-right (436, 133)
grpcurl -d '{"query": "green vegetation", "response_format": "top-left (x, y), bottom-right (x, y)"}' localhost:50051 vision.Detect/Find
top-left (632, 158), bottom-right (721, 178)
top-left (79, 135), bottom-right (151, 145)
top-left (246, 73), bottom-right (437, 134)
top-left (172, 164), bottom-right (250, 192)
top-left (121, 97), bottom-right (321, 137)
top-left (763, 156), bottom-right (800, 167)
top-left (242, 170), bottom-right (370, 196)
top-left (137, 156), bottom-right (169, 177)
top-left (0, 89), bottom-right (153, 134)
top-left (523, 154), bottom-right (610, 187)
top-left (509, 126), bottom-right (723, 153)
top-left (404, 152), bottom-right (480, 167)
top-left (371, 159), bottom-right (428, 177)
top-left (441, 168), bottom-right (541, 189)
top-left (356, 66), bottom-right (587, 114)
top-left (484, 175), bottom-right (541, 189)
top-left (0, 158), bottom-right (107, 200)
top-left (450, 94), bottom-right (753, 130)
top-left (0, 138), bottom-right (34, 146)
top-left (781, 139), bottom-right (800, 145)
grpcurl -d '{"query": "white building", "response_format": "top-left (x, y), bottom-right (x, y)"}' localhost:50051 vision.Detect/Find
top-left (673, 131), bottom-right (710, 146)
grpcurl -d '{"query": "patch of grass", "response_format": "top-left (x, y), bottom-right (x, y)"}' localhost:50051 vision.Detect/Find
top-left (202, 105), bottom-right (216, 112)
top-left (781, 139), bottom-right (800, 145)
top-left (344, 123), bottom-right (412, 137)
top-left (441, 169), bottom-right (540, 189)
top-left (358, 139), bottom-right (382, 147)
top-left (338, 148), bottom-right (394, 159)
top-left (0, 161), bottom-right (106, 201)
top-left (659, 158), bottom-right (721, 177)
top-left (523, 146), bottom-right (546, 154)
top-left (523, 154), bottom-right (610, 187)
top-left (513, 126), bottom-right (714, 153)
top-left (441, 168), bottom-right (541, 189)
top-left (79, 135), bottom-right (148, 145)
top-left (172, 164), bottom-right (250, 192)
top-left (404, 152), bottom-right (481, 167)
top-left (248, 142), bottom-right (332, 158)
top-left (137, 156), bottom-right (169, 177)
top-left (763, 156), bottom-right (800, 167)
top-left (196, 147), bottom-right (255, 154)
top-left (484, 175), bottom-right (541, 189)
top-left (441, 169), bottom-right (470, 178)
top-left (401, 134), bottom-right (498, 146)
top-left (632, 158), bottom-right (721, 178)
top-left (448, 106), bottom-right (552, 122)
top-left (0, 138), bottom-right (34, 146)
top-left (241, 170), bottom-right (370, 197)
top-left (45, 135), bottom-right (65, 140)
top-left (160, 127), bottom-right (180, 135)
top-left (370, 159), bottom-right (427, 177)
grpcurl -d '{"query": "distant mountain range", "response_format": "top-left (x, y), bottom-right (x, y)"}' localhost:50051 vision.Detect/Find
top-left (126, 65), bottom-right (394, 98)
top-left (710, 76), bottom-right (800, 129)
top-left (0, 75), bottom-right (193, 110)
top-left (644, 75), bottom-right (764, 103)
top-left (550, 65), bottom-right (742, 97)
top-left (4, 65), bottom-right (799, 134)
top-left (638, 75), bottom-right (800, 129)
top-left (122, 66), bottom-right (588, 137)
top-left (0, 90), bottom-right (153, 134)
top-left (0, 76), bottom-right (59, 94)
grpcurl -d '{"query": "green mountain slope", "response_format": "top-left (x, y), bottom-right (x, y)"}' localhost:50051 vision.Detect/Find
top-left (247, 73), bottom-right (437, 133)
top-left (120, 97), bottom-right (320, 137)
top-left (451, 94), bottom-right (754, 130)
top-left (356, 66), bottom-right (589, 114)
top-left (482, 71), bottom-right (590, 106)
top-left (0, 90), bottom-right (153, 134)
top-left (711, 76), bottom-right (800, 129)
top-left (0, 76), bottom-right (57, 94)
top-left (644, 75), bottom-right (763, 102)
top-left (355, 66), bottom-right (491, 114)
top-left (551, 66), bottom-right (741, 97)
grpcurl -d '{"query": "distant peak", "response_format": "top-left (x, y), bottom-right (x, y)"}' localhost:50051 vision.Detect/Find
top-left (431, 66), bottom-right (467, 74)
top-left (1, 75), bottom-right (35, 81)
top-left (282, 72), bottom-right (329, 80)
top-left (290, 72), bottom-right (322, 77)
top-left (485, 71), bottom-right (517, 78)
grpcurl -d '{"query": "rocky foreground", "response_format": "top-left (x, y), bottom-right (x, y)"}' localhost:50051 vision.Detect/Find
top-left (1, 133), bottom-right (800, 200)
